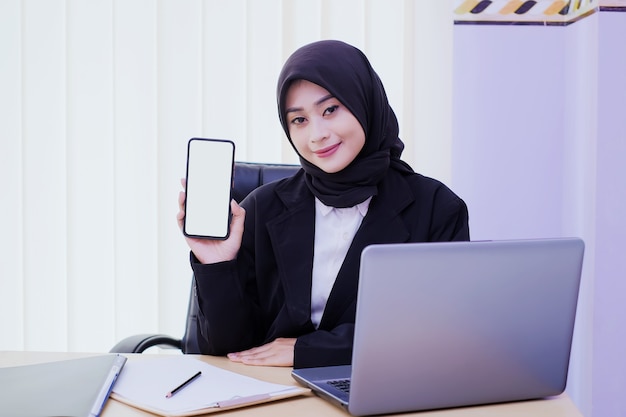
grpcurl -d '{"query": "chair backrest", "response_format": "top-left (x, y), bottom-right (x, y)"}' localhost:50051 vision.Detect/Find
top-left (182, 161), bottom-right (300, 353)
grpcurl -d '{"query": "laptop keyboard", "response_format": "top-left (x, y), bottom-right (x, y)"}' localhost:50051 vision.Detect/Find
top-left (327, 379), bottom-right (351, 394)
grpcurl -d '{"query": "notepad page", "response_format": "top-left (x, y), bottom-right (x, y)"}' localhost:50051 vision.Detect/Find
top-left (111, 356), bottom-right (302, 415)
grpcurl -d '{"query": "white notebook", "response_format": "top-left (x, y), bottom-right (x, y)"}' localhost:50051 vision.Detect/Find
top-left (111, 356), bottom-right (307, 416)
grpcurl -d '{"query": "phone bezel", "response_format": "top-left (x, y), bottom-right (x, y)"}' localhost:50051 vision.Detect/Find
top-left (183, 137), bottom-right (235, 240)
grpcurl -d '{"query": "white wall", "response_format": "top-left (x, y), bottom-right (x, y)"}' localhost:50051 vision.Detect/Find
top-left (594, 9), bottom-right (626, 417)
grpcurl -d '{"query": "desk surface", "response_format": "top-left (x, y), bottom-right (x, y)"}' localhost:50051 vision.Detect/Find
top-left (0, 351), bottom-right (583, 417)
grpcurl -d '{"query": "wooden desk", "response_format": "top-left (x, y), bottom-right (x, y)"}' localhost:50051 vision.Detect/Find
top-left (0, 351), bottom-right (583, 417)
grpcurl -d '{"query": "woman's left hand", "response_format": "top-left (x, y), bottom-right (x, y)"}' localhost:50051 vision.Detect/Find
top-left (227, 338), bottom-right (296, 367)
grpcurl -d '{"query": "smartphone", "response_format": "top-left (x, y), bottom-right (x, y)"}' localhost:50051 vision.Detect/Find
top-left (183, 138), bottom-right (235, 239)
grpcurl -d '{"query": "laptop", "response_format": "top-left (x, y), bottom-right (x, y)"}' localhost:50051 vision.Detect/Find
top-left (292, 238), bottom-right (584, 416)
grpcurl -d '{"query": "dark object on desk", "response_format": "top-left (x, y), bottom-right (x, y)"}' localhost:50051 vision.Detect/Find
top-left (0, 354), bottom-right (126, 417)
top-left (109, 161), bottom-right (300, 354)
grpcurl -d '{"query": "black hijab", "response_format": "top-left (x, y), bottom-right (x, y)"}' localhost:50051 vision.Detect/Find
top-left (277, 40), bottom-right (413, 208)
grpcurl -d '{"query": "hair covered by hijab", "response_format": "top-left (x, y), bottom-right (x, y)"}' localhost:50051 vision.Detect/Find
top-left (277, 40), bottom-right (413, 208)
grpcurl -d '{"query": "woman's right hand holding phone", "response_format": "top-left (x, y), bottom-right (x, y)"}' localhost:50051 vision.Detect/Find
top-left (177, 179), bottom-right (246, 264)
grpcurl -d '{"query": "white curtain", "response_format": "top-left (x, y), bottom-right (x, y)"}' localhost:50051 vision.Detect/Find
top-left (0, 0), bottom-right (453, 352)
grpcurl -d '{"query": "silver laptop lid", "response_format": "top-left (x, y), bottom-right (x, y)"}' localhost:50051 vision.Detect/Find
top-left (348, 238), bottom-right (584, 416)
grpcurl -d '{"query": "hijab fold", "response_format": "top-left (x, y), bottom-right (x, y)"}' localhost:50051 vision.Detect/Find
top-left (277, 40), bottom-right (413, 208)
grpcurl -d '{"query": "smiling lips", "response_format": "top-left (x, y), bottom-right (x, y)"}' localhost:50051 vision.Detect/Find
top-left (314, 143), bottom-right (340, 158)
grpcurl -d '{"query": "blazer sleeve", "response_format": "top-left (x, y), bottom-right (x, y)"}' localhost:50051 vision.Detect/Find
top-left (191, 255), bottom-right (264, 355)
top-left (294, 323), bottom-right (355, 369)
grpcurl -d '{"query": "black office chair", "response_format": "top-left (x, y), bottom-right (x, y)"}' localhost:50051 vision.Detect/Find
top-left (110, 161), bottom-right (300, 354)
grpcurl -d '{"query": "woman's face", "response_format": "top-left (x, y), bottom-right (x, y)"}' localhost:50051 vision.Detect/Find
top-left (284, 80), bottom-right (365, 174)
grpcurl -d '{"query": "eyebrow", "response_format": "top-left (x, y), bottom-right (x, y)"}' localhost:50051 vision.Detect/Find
top-left (285, 94), bottom-right (335, 114)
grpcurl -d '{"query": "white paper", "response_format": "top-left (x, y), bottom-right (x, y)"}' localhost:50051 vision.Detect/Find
top-left (112, 356), bottom-right (301, 414)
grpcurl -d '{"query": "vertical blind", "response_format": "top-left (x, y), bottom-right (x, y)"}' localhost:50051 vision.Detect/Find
top-left (0, 0), bottom-right (453, 352)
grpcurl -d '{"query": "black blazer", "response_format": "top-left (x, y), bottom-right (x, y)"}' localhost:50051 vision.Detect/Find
top-left (192, 169), bottom-right (469, 368)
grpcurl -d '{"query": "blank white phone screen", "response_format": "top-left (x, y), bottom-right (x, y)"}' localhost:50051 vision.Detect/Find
top-left (184, 138), bottom-right (234, 239)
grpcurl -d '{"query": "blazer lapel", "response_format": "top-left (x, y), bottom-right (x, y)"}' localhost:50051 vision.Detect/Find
top-left (320, 174), bottom-right (415, 328)
top-left (266, 181), bottom-right (316, 328)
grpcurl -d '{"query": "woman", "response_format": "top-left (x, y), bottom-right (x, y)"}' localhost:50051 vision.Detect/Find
top-left (178, 40), bottom-right (469, 369)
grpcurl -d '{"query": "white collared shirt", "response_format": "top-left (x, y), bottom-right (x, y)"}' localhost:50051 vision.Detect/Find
top-left (310, 196), bottom-right (372, 328)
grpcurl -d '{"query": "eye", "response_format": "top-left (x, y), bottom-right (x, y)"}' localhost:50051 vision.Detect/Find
top-left (290, 116), bottom-right (306, 125)
top-left (323, 105), bottom-right (339, 116)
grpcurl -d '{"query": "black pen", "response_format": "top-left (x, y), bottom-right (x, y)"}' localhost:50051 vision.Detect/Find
top-left (165, 371), bottom-right (202, 398)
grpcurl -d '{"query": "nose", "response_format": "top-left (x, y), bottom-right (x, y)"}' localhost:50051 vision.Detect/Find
top-left (309, 117), bottom-right (329, 143)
